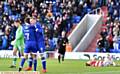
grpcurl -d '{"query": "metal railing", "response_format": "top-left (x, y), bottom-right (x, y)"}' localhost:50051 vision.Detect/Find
top-left (88, 7), bottom-right (103, 15)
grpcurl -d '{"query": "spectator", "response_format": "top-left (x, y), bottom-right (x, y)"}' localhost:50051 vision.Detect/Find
top-left (113, 34), bottom-right (119, 50)
top-left (104, 36), bottom-right (110, 52)
top-left (0, 0), bottom-right (103, 51)
top-left (113, 23), bottom-right (119, 36)
top-left (0, 25), bottom-right (12, 50)
top-left (100, 29), bottom-right (108, 39)
top-left (59, 13), bottom-right (68, 35)
top-left (96, 36), bottom-right (105, 52)
top-left (107, 33), bottom-right (113, 50)
top-left (48, 37), bottom-right (56, 51)
top-left (96, 34), bottom-right (110, 52)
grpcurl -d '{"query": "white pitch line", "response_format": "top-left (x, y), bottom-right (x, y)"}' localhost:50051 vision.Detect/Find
top-left (84, 71), bottom-right (120, 74)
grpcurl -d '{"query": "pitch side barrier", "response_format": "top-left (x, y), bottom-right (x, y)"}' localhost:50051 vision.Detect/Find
top-left (68, 14), bottom-right (102, 52)
top-left (1, 50), bottom-right (120, 60)
top-left (54, 52), bottom-right (120, 60)
top-left (0, 50), bottom-right (55, 58)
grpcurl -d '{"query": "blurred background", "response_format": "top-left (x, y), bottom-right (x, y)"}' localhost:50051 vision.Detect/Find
top-left (0, 0), bottom-right (119, 59)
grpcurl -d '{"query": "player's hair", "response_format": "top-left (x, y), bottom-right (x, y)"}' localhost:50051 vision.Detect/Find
top-left (15, 19), bottom-right (21, 23)
top-left (86, 63), bottom-right (90, 66)
top-left (24, 17), bottom-right (30, 24)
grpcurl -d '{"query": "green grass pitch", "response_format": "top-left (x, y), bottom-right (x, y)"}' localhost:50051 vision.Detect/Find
top-left (0, 58), bottom-right (120, 74)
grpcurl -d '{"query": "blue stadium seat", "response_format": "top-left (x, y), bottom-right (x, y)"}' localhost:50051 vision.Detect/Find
top-left (96, 48), bottom-right (100, 52)
top-left (110, 49), bottom-right (115, 53)
top-left (87, 8), bottom-right (91, 13)
top-left (72, 15), bottom-right (81, 24)
top-left (110, 49), bottom-right (120, 53)
top-left (96, 48), bottom-right (106, 52)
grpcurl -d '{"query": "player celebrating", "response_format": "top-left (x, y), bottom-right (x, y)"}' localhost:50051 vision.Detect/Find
top-left (36, 19), bottom-right (47, 73)
top-left (25, 17), bottom-right (47, 73)
top-left (57, 31), bottom-right (69, 63)
top-left (10, 20), bottom-right (24, 68)
top-left (19, 17), bottom-right (38, 71)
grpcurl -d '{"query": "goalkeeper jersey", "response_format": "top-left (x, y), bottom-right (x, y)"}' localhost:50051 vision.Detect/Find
top-left (14, 25), bottom-right (24, 46)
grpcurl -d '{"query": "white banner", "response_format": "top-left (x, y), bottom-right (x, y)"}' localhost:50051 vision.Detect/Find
top-left (55, 52), bottom-right (120, 60)
top-left (1, 50), bottom-right (120, 60)
top-left (0, 50), bottom-right (13, 58)
top-left (0, 50), bottom-right (48, 58)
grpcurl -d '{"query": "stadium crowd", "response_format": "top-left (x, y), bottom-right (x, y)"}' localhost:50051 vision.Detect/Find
top-left (0, 0), bottom-right (116, 50)
top-left (0, 0), bottom-right (106, 51)
top-left (96, 0), bottom-right (120, 53)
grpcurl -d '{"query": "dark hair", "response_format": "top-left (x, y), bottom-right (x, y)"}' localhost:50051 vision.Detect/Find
top-left (24, 17), bottom-right (30, 24)
top-left (86, 63), bottom-right (90, 66)
top-left (15, 19), bottom-right (20, 23)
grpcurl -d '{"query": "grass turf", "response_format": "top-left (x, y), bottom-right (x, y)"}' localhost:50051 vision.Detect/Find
top-left (0, 58), bottom-right (120, 74)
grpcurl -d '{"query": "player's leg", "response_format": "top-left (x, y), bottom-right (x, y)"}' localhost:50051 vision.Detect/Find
top-left (58, 53), bottom-right (63, 63)
top-left (29, 53), bottom-right (33, 68)
top-left (40, 52), bottom-right (47, 72)
top-left (19, 53), bottom-right (28, 71)
top-left (30, 45), bottom-right (38, 71)
top-left (32, 53), bottom-right (37, 71)
top-left (25, 53), bottom-right (33, 71)
top-left (62, 54), bottom-right (65, 61)
top-left (62, 49), bottom-right (66, 61)
top-left (19, 45), bottom-right (24, 57)
top-left (19, 46), bottom-right (29, 71)
top-left (58, 48), bottom-right (62, 63)
top-left (10, 45), bottom-right (24, 68)
top-left (39, 47), bottom-right (47, 72)
top-left (25, 45), bottom-right (38, 71)
top-left (10, 46), bottom-right (18, 68)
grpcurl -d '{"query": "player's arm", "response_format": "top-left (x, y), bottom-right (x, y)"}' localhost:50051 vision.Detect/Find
top-left (57, 37), bottom-right (61, 46)
top-left (57, 37), bottom-right (61, 49)
top-left (36, 27), bottom-right (43, 35)
top-left (66, 37), bottom-right (69, 44)
top-left (63, 37), bottom-right (69, 46)
top-left (35, 23), bottom-right (43, 34)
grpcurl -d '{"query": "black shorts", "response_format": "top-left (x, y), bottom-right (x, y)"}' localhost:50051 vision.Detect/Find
top-left (58, 47), bottom-right (66, 55)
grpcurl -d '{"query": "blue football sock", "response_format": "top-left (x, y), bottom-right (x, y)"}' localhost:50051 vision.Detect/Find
top-left (29, 57), bottom-right (33, 68)
top-left (41, 57), bottom-right (46, 70)
top-left (33, 59), bottom-right (37, 71)
top-left (20, 58), bottom-right (26, 68)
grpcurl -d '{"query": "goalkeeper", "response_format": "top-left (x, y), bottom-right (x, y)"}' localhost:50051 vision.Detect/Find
top-left (10, 20), bottom-right (24, 68)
